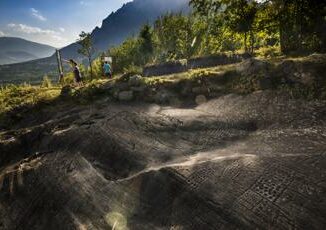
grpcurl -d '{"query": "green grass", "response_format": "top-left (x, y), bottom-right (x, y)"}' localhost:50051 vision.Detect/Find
top-left (0, 84), bottom-right (61, 114)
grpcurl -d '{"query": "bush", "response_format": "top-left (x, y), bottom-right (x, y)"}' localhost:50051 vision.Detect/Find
top-left (256, 46), bottom-right (281, 58)
top-left (41, 76), bottom-right (52, 88)
top-left (123, 64), bottom-right (143, 75)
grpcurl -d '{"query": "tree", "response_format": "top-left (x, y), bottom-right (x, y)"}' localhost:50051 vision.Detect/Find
top-left (77, 31), bottom-right (95, 79)
top-left (252, 0), bottom-right (325, 54)
top-left (190, 0), bottom-right (258, 54)
top-left (139, 24), bottom-right (154, 65)
top-left (224, 0), bottom-right (258, 53)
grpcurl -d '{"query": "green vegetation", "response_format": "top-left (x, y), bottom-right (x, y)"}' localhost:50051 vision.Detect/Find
top-left (102, 0), bottom-right (325, 73)
top-left (1, 1), bottom-right (325, 128)
top-left (78, 31), bottom-right (96, 79)
top-left (0, 84), bottom-right (61, 127)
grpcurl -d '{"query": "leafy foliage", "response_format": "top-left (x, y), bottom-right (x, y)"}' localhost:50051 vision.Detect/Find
top-left (77, 31), bottom-right (95, 79)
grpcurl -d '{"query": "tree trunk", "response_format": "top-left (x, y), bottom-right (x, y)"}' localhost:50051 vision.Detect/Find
top-left (244, 32), bottom-right (248, 53)
top-left (89, 57), bottom-right (93, 80)
top-left (249, 29), bottom-right (255, 54)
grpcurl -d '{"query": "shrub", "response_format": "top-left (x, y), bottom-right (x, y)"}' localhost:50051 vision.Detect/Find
top-left (256, 46), bottom-right (281, 58)
top-left (41, 76), bottom-right (52, 88)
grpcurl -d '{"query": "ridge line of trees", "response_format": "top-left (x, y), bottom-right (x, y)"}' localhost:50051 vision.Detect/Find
top-left (81, 0), bottom-right (325, 77)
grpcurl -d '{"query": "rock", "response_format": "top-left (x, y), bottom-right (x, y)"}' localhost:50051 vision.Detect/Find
top-left (278, 60), bottom-right (296, 75)
top-left (118, 91), bottom-right (134, 101)
top-left (237, 58), bottom-right (271, 76)
top-left (180, 81), bottom-right (193, 96)
top-left (130, 86), bottom-right (146, 93)
top-left (128, 75), bottom-right (143, 87)
top-left (195, 95), bottom-right (207, 105)
top-left (115, 82), bottom-right (130, 91)
top-left (60, 85), bottom-right (72, 97)
top-left (154, 90), bottom-right (176, 104)
top-left (258, 78), bottom-right (273, 90)
top-left (277, 60), bottom-right (315, 86)
top-left (192, 86), bottom-right (207, 94)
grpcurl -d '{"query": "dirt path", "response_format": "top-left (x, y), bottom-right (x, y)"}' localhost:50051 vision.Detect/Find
top-left (0, 91), bottom-right (326, 229)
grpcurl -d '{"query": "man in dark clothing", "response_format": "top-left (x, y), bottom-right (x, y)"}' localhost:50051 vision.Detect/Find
top-left (64, 59), bottom-right (83, 86)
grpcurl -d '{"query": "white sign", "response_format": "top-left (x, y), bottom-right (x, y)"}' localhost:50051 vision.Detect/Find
top-left (104, 57), bottom-right (112, 63)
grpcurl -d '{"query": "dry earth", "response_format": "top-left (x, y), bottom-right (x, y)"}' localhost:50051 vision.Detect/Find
top-left (0, 90), bottom-right (326, 229)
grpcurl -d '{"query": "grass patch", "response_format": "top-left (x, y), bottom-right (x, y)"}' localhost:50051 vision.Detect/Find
top-left (0, 84), bottom-right (61, 114)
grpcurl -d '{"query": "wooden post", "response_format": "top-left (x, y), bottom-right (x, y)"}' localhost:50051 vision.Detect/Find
top-left (55, 49), bottom-right (64, 83)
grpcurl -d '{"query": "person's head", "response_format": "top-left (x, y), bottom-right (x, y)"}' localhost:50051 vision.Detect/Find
top-left (69, 59), bottom-right (77, 66)
top-left (105, 61), bottom-right (108, 64)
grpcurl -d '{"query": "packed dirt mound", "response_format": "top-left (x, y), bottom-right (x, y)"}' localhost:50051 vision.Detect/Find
top-left (1, 90), bottom-right (325, 229)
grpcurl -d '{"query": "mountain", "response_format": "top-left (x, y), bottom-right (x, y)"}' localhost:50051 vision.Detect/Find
top-left (0, 0), bottom-right (190, 85)
top-left (0, 37), bottom-right (55, 65)
top-left (60, 0), bottom-right (190, 59)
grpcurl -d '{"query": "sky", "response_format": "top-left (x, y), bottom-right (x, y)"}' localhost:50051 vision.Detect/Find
top-left (0, 0), bottom-right (131, 48)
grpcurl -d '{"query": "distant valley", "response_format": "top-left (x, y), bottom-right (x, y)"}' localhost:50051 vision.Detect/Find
top-left (0, 37), bottom-right (55, 65)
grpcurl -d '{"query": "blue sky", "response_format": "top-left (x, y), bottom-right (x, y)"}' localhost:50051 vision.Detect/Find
top-left (0, 0), bottom-right (131, 48)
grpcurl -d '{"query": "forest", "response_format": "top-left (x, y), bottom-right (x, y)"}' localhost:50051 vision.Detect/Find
top-left (89, 0), bottom-right (326, 75)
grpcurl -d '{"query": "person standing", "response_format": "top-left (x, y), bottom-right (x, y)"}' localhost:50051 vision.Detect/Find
top-left (69, 59), bottom-right (83, 86)
top-left (103, 61), bottom-right (112, 78)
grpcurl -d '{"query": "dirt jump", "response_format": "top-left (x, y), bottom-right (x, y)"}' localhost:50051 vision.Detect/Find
top-left (0, 87), bottom-right (325, 230)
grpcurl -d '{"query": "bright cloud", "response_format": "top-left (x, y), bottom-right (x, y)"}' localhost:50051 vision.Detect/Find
top-left (7, 23), bottom-right (55, 35)
top-left (6, 23), bottom-right (67, 47)
top-left (30, 8), bottom-right (47, 21)
top-left (59, 27), bottom-right (65, 33)
top-left (0, 30), bottom-right (5, 37)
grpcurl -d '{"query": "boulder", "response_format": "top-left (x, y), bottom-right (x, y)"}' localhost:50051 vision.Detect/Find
top-left (154, 90), bottom-right (176, 104)
top-left (192, 86), bottom-right (207, 94)
top-left (130, 86), bottom-right (146, 93)
top-left (277, 60), bottom-right (315, 86)
top-left (258, 78), bottom-right (273, 90)
top-left (128, 75), bottom-right (143, 87)
top-left (195, 95), bottom-right (207, 105)
top-left (237, 58), bottom-right (271, 76)
top-left (118, 91), bottom-right (134, 101)
top-left (115, 82), bottom-right (130, 91)
top-left (60, 85), bottom-right (72, 97)
top-left (180, 81), bottom-right (193, 96)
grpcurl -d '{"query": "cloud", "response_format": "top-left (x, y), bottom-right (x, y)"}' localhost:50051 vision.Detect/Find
top-left (30, 8), bottom-right (47, 21)
top-left (59, 27), bottom-right (65, 33)
top-left (7, 23), bottom-right (55, 35)
top-left (80, 1), bottom-right (93, 6)
top-left (6, 23), bottom-right (67, 46)
top-left (0, 30), bottom-right (5, 37)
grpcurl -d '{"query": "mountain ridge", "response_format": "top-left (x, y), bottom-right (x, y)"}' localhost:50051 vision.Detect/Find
top-left (0, 37), bottom-right (55, 65)
top-left (59, 0), bottom-right (190, 59)
top-left (0, 0), bottom-right (190, 84)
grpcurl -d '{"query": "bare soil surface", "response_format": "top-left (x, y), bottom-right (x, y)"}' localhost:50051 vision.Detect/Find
top-left (0, 90), bottom-right (326, 229)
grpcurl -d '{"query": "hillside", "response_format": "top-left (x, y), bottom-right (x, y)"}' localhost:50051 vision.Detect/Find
top-left (0, 55), bottom-right (325, 229)
top-left (0, 37), bottom-right (55, 65)
top-left (59, 0), bottom-right (190, 59)
top-left (0, 0), bottom-right (190, 85)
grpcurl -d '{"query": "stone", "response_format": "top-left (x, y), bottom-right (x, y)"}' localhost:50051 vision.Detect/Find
top-left (115, 82), bottom-right (130, 91)
top-left (60, 85), bottom-right (72, 97)
top-left (128, 75), bottom-right (143, 87)
top-left (192, 86), bottom-right (207, 94)
top-left (130, 86), bottom-right (146, 93)
top-left (195, 95), bottom-right (207, 105)
top-left (154, 90), bottom-right (176, 104)
top-left (277, 60), bottom-right (315, 86)
top-left (118, 91), bottom-right (134, 101)
top-left (237, 58), bottom-right (271, 76)
top-left (258, 78), bottom-right (273, 90)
